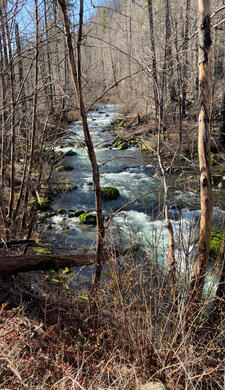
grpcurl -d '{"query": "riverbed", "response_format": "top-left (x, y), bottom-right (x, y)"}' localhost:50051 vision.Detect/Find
top-left (40, 103), bottom-right (225, 288)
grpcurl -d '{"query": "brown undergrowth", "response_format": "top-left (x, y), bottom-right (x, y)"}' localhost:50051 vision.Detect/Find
top-left (0, 250), bottom-right (224, 389)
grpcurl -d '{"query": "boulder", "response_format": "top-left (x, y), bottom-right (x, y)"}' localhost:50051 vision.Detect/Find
top-left (67, 110), bottom-right (80, 122)
top-left (101, 186), bottom-right (120, 200)
top-left (65, 150), bottom-right (77, 156)
top-left (79, 213), bottom-right (96, 224)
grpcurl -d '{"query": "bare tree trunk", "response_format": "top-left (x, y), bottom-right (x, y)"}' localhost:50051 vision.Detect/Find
top-left (189, 0), bottom-right (213, 305)
top-left (220, 55), bottom-right (225, 147)
top-left (15, 23), bottom-right (26, 135)
top-left (0, 32), bottom-right (7, 187)
top-left (182, 0), bottom-right (191, 117)
top-left (22, 0), bottom-right (39, 228)
top-left (3, 0), bottom-right (16, 221)
top-left (58, 0), bottom-right (105, 293)
top-left (157, 106), bottom-right (176, 287)
top-left (43, 0), bottom-right (54, 112)
top-left (147, 0), bottom-right (158, 119)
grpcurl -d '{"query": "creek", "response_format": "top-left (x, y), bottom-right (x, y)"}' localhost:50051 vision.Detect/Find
top-left (41, 103), bottom-right (225, 289)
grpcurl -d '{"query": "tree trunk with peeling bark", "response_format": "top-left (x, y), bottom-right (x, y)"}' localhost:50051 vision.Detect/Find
top-left (189, 0), bottom-right (213, 305)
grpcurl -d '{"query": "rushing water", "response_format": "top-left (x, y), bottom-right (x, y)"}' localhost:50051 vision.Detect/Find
top-left (41, 103), bottom-right (225, 289)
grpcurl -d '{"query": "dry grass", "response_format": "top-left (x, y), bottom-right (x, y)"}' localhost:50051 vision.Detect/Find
top-left (0, 250), bottom-right (224, 390)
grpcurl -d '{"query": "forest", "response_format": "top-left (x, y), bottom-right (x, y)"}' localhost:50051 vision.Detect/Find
top-left (0, 0), bottom-right (225, 388)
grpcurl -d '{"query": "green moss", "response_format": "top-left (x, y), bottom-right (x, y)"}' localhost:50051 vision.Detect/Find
top-left (31, 246), bottom-right (52, 254)
top-left (209, 232), bottom-right (225, 258)
top-left (56, 165), bottom-right (74, 172)
top-left (65, 150), bottom-right (77, 156)
top-left (101, 186), bottom-right (120, 200)
top-left (113, 140), bottom-right (128, 150)
top-left (79, 213), bottom-right (96, 224)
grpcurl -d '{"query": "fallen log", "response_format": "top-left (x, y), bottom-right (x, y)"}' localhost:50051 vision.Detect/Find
top-left (0, 253), bottom-right (97, 278)
top-left (0, 246), bottom-right (132, 278)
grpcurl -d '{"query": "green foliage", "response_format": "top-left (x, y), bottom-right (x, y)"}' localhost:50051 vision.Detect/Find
top-left (113, 140), bottom-right (128, 150)
top-left (209, 232), bottom-right (225, 258)
top-left (31, 246), bottom-right (52, 254)
top-left (101, 186), bottom-right (120, 200)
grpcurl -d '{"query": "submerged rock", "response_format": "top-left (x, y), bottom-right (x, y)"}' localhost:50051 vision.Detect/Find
top-left (101, 186), bottom-right (120, 200)
top-left (79, 213), bottom-right (96, 224)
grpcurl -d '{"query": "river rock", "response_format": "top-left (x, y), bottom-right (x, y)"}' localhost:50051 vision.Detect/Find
top-left (65, 149), bottom-right (77, 156)
top-left (101, 186), bottom-right (120, 200)
top-left (67, 110), bottom-right (80, 122)
top-left (137, 382), bottom-right (166, 390)
top-left (79, 213), bottom-right (96, 224)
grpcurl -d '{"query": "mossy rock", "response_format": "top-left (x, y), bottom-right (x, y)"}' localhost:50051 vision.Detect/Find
top-left (56, 165), bottom-right (74, 172)
top-left (209, 231), bottom-right (225, 258)
top-left (113, 140), bottom-right (128, 150)
top-left (79, 213), bottom-right (96, 225)
top-left (101, 186), bottom-right (120, 200)
top-left (65, 150), bottom-right (77, 156)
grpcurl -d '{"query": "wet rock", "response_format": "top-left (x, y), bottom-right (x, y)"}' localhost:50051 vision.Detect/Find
top-left (101, 186), bottom-right (120, 200)
top-left (65, 150), bottom-right (77, 156)
top-left (79, 213), bottom-right (96, 224)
